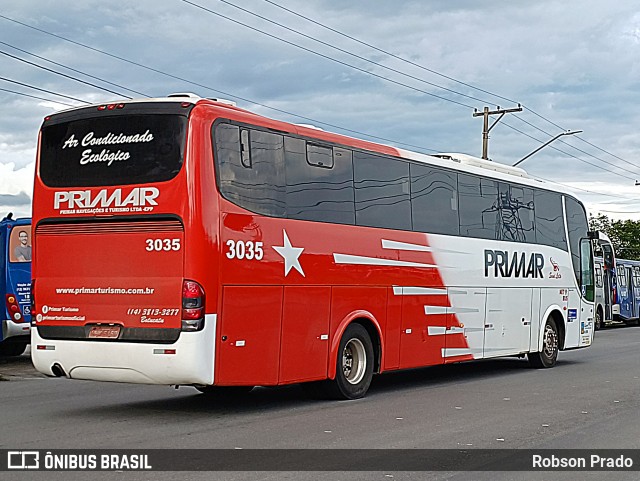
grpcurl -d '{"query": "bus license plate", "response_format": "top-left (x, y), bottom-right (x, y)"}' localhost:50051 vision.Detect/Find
top-left (88, 326), bottom-right (121, 339)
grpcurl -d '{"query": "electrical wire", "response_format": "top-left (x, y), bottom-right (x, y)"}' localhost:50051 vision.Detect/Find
top-left (0, 87), bottom-right (76, 107)
top-left (0, 40), bottom-right (150, 98)
top-left (0, 76), bottom-right (90, 104)
top-left (0, 49), bottom-right (132, 99)
top-left (259, 0), bottom-right (637, 171)
top-left (180, 0), bottom-right (476, 109)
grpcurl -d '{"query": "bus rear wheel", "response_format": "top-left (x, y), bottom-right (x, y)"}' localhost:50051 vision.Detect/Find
top-left (329, 323), bottom-right (374, 400)
top-left (528, 318), bottom-right (559, 368)
top-left (595, 309), bottom-right (603, 330)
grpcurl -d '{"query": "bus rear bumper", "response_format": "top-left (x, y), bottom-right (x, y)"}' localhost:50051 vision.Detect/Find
top-left (2, 319), bottom-right (31, 340)
top-left (31, 314), bottom-right (216, 385)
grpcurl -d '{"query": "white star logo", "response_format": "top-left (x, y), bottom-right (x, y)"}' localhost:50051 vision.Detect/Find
top-left (273, 230), bottom-right (305, 277)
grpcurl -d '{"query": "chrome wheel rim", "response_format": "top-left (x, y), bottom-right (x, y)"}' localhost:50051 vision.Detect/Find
top-left (342, 338), bottom-right (366, 385)
top-left (543, 324), bottom-right (558, 358)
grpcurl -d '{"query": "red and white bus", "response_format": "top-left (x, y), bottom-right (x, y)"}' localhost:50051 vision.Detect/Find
top-left (31, 94), bottom-right (595, 399)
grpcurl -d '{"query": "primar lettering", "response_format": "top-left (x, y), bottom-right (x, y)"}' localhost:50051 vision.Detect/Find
top-left (484, 249), bottom-right (544, 278)
top-left (54, 187), bottom-right (159, 209)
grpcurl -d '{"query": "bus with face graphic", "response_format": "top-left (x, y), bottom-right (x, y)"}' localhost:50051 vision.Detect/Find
top-left (30, 94), bottom-right (595, 399)
top-left (1, 213), bottom-right (31, 356)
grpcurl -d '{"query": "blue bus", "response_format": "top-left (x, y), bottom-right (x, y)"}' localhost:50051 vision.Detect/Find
top-left (615, 258), bottom-right (640, 325)
top-left (0, 213), bottom-right (31, 356)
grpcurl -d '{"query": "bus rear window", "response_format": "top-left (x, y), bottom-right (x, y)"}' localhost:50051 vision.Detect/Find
top-left (40, 114), bottom-right (188, 187)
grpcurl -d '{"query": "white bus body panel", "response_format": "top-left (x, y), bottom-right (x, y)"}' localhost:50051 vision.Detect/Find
top-left (428, 234), bottom-right (593, 357)
top-left (31, 314), bottom-right (216, 385)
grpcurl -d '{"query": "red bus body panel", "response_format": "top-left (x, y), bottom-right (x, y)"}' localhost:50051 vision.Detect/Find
top-left (30, 99), bottom-right (485, 386)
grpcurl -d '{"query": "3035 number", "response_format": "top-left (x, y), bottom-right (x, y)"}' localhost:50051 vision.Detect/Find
top-left (146, 238), bottom-right (181, 252)
top-left (226, 240), bottom-right (264, 260)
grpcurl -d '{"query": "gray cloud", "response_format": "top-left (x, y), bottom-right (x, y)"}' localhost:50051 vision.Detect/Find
top-left (1, 0), bottom-right (640, 217)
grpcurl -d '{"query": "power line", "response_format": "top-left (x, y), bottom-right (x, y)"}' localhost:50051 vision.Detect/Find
top-left (260, 0), bottom-right (637, 170)
top-left (189, 0), bottom-right (640, 179)
top-left (0, 14), bottom-right (443, 153)
top-left (0, 11), bottom-right (635, 185)
top-left (0, 49), bottom-right (132, 99)
top-left (0, 87), bottom-right (76, 107)
top-left (180, 0), bottom-right (476, 109)
top-left (510, 115), bottom-right (640, 174)
top-left (260, 0), bottom-right (517, 106)
top-left (214, 0), bottom-right (494, 106)
top-left (0, 40), bottom-right (150, 98)
top-left (0, 76), bottom-right (90, 104)
top-left (501, 122), bottom-right (636, 181)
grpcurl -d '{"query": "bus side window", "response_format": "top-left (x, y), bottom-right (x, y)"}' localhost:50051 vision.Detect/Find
top-left (306, 143), bottom-right (333, 168)
top-left (533, 190), bottom-right (566, 250)
top-left (410, 163), bottom-right (459, 236)
top-left (285, 137), bottom-right (354, 225)
top-left (240, 129), bottom-right (251, 168)
top-left (595, 265), bottom-right (602, 288)
top-left (353, 151), bottom-right (411, 231)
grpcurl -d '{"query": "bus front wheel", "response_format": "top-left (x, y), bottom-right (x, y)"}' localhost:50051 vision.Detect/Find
top-left (528, 318), bottom-right (559, 368)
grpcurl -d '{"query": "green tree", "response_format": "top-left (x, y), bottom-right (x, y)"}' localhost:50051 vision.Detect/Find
top-left (589, 213), bottom-right (640, 260)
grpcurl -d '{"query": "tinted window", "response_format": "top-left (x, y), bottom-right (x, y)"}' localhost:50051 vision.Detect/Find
top-left (534, 190), bottom-right (567, 250)
top-left (353, 152), bottom-right (411, 230)
top-left (458, 174), bottom-right (499, 239)
top-left (565, 196), bottom-right (589, 286)
top-left (410, 164), bottom-right (459, 235)
top-left (285, 138), bottom-right (354, 224)
top-left (306, 143), bottom-right (334, 168)
top-left (496, 183), bottom-right (535, 242)
top-left (216, 124), bottom-right (286, 217)
top-left (40, 114), bottom-right (187, 187)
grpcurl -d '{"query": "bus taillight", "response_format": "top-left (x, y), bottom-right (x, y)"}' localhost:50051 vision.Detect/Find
top-left (5, 294), bottom-right (23, 323)
top-left (182, 280), bottom-right (205, 332)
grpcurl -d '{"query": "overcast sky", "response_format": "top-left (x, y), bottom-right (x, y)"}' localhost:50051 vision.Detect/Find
top-left (2, 0), bottom-right (640, 220)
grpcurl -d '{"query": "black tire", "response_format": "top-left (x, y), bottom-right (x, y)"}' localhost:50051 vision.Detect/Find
top-left (328, 323), bottom-right (374, 400)
top-left (594, 309), bottom-right (602, 331)
top-left (195, 385), bottom-right (253, 398)
top-left (528, 318), bottom-right (559, 368)
top-left (0, 341), bottom-right (27, 357)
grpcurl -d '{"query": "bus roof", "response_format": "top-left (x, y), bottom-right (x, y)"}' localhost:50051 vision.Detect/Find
top-left (46, 94), bottom-right (585, 196)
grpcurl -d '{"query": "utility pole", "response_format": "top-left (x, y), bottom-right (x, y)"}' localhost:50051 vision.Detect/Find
top-left (473, 105), bottom-right (522, 160)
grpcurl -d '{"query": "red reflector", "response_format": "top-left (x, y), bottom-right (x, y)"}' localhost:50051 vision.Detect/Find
top-left (117, 103), bottom-right (125, 109)
top-left (97, 105), bottom-right (107, 111)
top-left (107, 104), bottom-right (116, 110)
top-left (181, 102), bottom-right (191, 108)
top-left (36, 345), bottom-right (55, 351)
top-left (183, 308), bottom-right (203, 320)
top-left (153, 349), bottom-right (176, 355)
